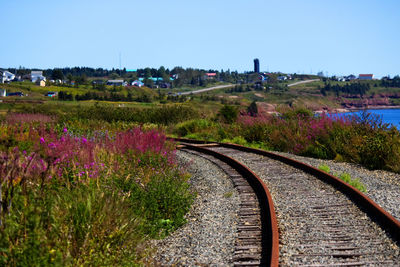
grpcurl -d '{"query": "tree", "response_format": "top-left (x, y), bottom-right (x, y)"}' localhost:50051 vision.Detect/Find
top-left (144, 68), bottom-right (152, 79)
top-left (51, 69), bottom-right (64, 80)
top-left (157, 66), bottom-right (166, 77)
top-left (219, 105), bottom-right (239, 123)
top-left (144, 78), bottom-right (154, 88)
top-left (66, 73), bottom-right (73, 84)
top-left (247, 101), bottom-right (258, 116)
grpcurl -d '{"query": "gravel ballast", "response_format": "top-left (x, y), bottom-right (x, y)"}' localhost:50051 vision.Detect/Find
top-left (212, 147), bottom-right (400, 266)
top-left (273, 151), bottom-right (400, 221)
top-left (152, 150), bottom-right (240, 266)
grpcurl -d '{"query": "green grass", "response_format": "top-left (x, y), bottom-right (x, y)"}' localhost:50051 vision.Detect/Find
top-left (318, 165), bottom-right (367, 192)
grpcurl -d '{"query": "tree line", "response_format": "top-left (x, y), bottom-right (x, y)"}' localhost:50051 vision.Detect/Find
top-left (320, 82), bottom-right (371, 96)
top-left (58, 91), bottom-right (153, 103)
top-left (381, 76), bottom-right (400, 88)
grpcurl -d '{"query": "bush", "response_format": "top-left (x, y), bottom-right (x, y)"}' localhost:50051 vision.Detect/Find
top-left (174, 119), bottom-right (215, 137)
top-left (218, 105), bottom-right (239, 124)
top-left (359, 131), bottom-right (394, 170)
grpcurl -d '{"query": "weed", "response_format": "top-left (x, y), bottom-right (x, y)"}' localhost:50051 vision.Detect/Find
top-left (318, 164), bottom-right (331, 173)
top-left (223, 191), bottom-right (233, 198)
top-left (318, 165), bottom-right (367, 193)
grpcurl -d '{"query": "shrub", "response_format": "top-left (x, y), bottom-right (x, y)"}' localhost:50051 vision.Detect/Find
top-left (174, 119), bottom-right (215, 137)
top-left (218, 105), bottom-right (239, 124)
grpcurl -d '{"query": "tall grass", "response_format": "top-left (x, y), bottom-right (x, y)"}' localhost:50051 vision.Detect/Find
top-left (14, 103), bottom-right (199, 125)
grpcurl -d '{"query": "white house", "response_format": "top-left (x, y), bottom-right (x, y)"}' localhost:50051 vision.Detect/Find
top-left (131, 80), bottom-right (144, 87)
top-left (107, 79), bottom-right (127, 86)
top-left (31, 71), bottom-right (46, 83)
top-left (1, 70), bottom-right (15, 83)
top-left (0, 89), bottom-right (6, 96)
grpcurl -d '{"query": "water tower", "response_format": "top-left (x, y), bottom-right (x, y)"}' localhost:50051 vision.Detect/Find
top-left (254, 58), bottom-right (260, 73)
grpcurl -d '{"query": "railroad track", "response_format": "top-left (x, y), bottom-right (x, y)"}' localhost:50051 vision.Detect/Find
top-left (175, 138), bottom-right (400, 266)
top-left (179, 144), bottom-right (278, 266)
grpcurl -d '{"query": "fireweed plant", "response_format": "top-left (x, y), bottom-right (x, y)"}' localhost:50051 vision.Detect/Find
top-left (236, 109), bottom-right (400, 172)
top-left (175, 107), bottom-right (400, 172)
top-left (0, 119), bottom-right (194, 266)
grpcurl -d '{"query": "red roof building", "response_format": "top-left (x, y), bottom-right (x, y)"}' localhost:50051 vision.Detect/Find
top-left (204, 72), bottom-right (217, 80)
top-left (358, 74), bottom-right (373, 80)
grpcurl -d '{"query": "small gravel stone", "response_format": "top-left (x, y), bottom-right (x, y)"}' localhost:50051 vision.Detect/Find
top-left (151, 150), bottom-right (240, 266)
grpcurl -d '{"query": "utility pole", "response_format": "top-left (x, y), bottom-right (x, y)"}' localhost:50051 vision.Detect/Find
top-left (119, 52), bottom-right (122, 70)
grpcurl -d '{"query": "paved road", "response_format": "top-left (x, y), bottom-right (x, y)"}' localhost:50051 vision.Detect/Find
top-left (179, 84), bottom-right (234, 95)
top-left (287, 79), bottom-right (320, 87)
top-left (177, 80), bottom-right (318, 95)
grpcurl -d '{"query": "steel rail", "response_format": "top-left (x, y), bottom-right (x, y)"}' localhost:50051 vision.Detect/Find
top-left (179, 143), bottom-right (279, 267)
top-left (172, 138), bottom-right (400, 244)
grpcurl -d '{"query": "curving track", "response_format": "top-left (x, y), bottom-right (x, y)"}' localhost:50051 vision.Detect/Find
top-left (175, 139), bottom-right (400, 266)
top-left (179, 144), bottom-right (278, 266)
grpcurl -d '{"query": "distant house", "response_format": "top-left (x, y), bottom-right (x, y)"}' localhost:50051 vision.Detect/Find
top-left (7, 92), bottom-right (24, 97)
top-left (139, 77), bottom-right (164, 83)
top-left (160, 82), bottom-right (171, 88)
top-left (346, 74), bottom-right (357, 81)
top-left (204, 73), bottom-right (217, 80)
top-left (131, 80), bottom-right (144, 87)
top-left (277, 76), bottom-right (287, 81)
top-left (31, 71), bottom-right (46, 83)
top-left (0, 89), bottom-right (6, 97)
top-left (107, 79), bottom-right (127, 86)
top-left (358, 74), bottom-right (373, 80)
top-left (92, 79), bottom-right (105, 85)
top-left (1, 70), bottom-right (16, 83)
top-left (45, 92), bottom-right (57, 97)
top-left (36, 79), bottom-right (46, 87)
top-left (258, 74), bottom-right (268, 82)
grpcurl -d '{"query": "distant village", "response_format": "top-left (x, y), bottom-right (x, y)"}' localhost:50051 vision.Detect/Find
top-left (0, 60), bottom-right (391, 98)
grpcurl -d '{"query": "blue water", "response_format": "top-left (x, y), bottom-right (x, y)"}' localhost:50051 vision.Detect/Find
top-left (344, 109), bottom-right (400, 128)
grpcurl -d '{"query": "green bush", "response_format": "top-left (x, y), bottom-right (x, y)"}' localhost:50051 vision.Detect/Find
top-left (359, 131), bottom-right (394, 170)
top-left (174, 119), bottom-right (215, 137)
top-left (218, 105), bottom-right (239, 124)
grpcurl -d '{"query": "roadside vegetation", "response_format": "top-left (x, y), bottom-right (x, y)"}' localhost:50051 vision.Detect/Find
top-left (173, 104), bottom-right (400, 173)
top-left (0, 113), bottom-right (194, 265)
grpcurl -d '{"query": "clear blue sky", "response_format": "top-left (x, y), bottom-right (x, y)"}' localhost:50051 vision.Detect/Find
top-left (1, 0), bottom-right (399, 77)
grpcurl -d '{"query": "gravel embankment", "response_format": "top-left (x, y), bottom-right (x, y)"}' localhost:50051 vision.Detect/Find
top-left (212, 147), bottom-right (400, 266)
top-left (273, 151), bottom-right (400, 221)
top-left (152, 150), bottom-right (240, 266)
